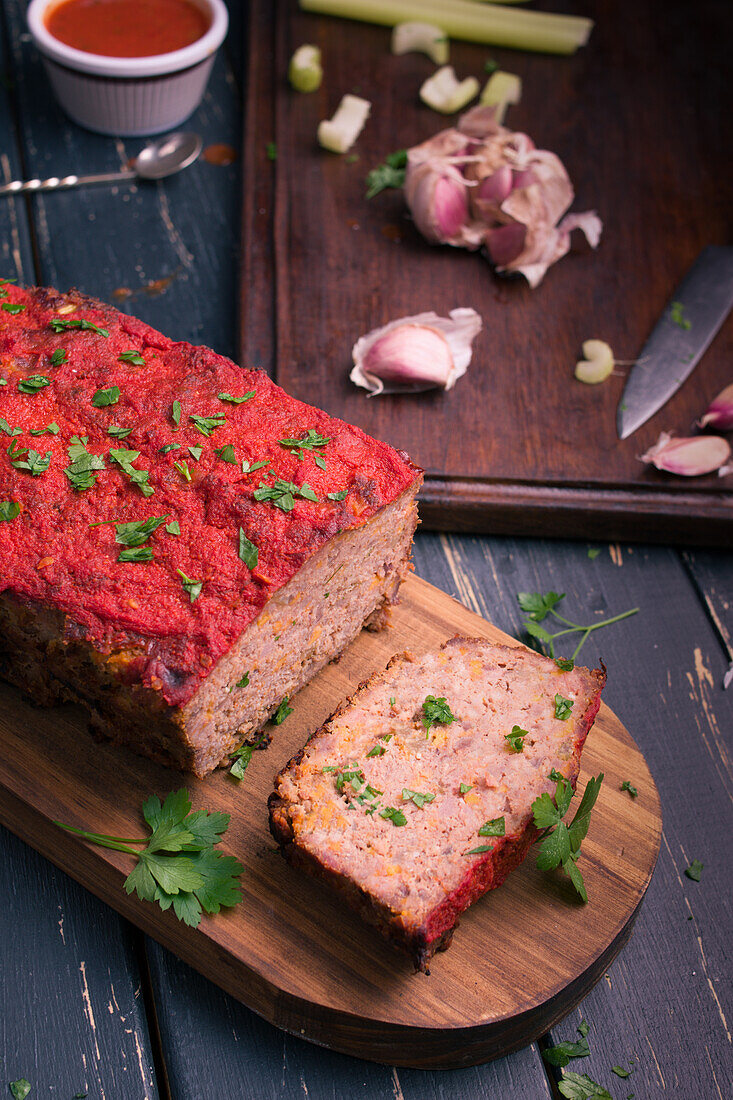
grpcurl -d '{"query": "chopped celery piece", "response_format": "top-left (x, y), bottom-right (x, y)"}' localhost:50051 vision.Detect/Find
top-left (318, 94), bottom-right (371, 153)
top-left (299, 0), bottom-right (593, 56)
top-left (420, 65), bottom-right (479, 114)
top-left (480, 70), bottom-right (522, 123)
top-left (289, 44), bottom-right (323, 92)
top-left (392, 21), bottom-right (449, 64)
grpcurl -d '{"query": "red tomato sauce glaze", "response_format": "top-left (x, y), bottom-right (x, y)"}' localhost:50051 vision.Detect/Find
top-left (45, 0), bottom-right (211, 59)
top-left (0, 283), bottom-right (420, 705)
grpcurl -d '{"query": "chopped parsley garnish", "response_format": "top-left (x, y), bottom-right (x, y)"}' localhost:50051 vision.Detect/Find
top-left (29, 422), bottom-right (60, 435)
top-left (172, 400), bottom-right (181, 427)
top-left (17, 375), bottom-right (51, 393)
top-left (366, 744), bottom-right (386, 758)
top-left (685, 858), bottom-right (703, 881)
top-left (8, 1080), bottom-right (31, 1100)
top-left (91, 385), bottom-right (120, 407)
top-left (174, 460), bottom-right (191, 482)
top-left (55, 788), bottom-right (243, 928)
top-left (542, 1020), bottom-right (591, 1066)
top-left (254, 478), bottom-right (314, 512)
top-left (272, 698), bottom-right (293, 724)
top-left (532, 772), bottom-right (604, 902)
top-left (118, 546), bottom-right (153, 563)
top-left (365, 149), bottom-right (408, 199)
top-left (188, 445), bottom-right (203, 461)
top-left (233, 672), bottom-right (250, 690)
top-left (587, 547), bottom-right (601, 560)
top-left (218, 391), bottom-right (254, 405)
top-left (421, 695), bottom-right (456, 736)
top-left (557, 1071), bottom-right (612, 1099)
top-left (242, 458), bottom-right (268, 474)
top-left (380, 806), bottom-right (407, 827)
top-left (327, 489), bottom-right (348, 501)
top-left (612, 1067), bottom-right (631, 1078)
top-left (2, 302), bottom-right (26, 315)
top-left (620, 779), bottom-right (638, 798)
top-left (314, 453), bottom-right (326, 471)
top-left (278, 429), bottom-right (330, 460)
top-left (49, 317), bottom-right (109, 337)
top-left (64, 436), bottom-right (105, 490)
top-left (554, 694), bottom-right (574, 720)
top-left (190, 413), bottom-right (226, 437)
top-left (108, 425), bottom-right (133, 439)
top-left (238, 529), bottom-right (258, 569)
top-left (229, 732), bottom-right (265, 780)
top-left (114, 515), bottom-right (169, 547)
top-left (402, 788), bottom-right (435, 808)
top-left (119, 350), bottom-right (145, 365)
top-left (298, 483), bottom-right (318, 501)
top-left (0, 417), bottom-right (21, 436)
top-left (214, 443), bottom-right (237, 464)
top-left (518, 589), bottom-right (638, 661)
top-left (176, 568), bottom-right (202, 602)
top-left (165, 520), bottom-right (180, 536)
top-left (10, 447), bottom-right (51, 476)
top-left (465, 845), bottom-right (493, 856)
top-left (160, 443), bottom-right (180, 453)
top-left (459, 782), bottom-right (473, 794)
top-left (505, 724), bottom-right (527, 752)
top-left (109, 448), bottom-right (154, 496)
top-left (333, 764), bottom-right (365, 793)
top-left (555, 657), bottom-right (575, 671)
top-left (484, 58), bottom-right (498, 74)
top-left (670, 300), bottom-right (691, 330)
top-left (0, 501), bottom-right (21, 522)
top-left (266, 141), bottom-right (277, 160)
top-left (389, 697), bottom-right (396, 707)
top-left (478, 816), bottom-right (505, 837)
top-left (50, 347), bottom-right (68, 366)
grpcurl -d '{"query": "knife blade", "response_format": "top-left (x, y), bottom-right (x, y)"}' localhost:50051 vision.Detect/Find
top-left (617, 245), bottom-right (733, 439)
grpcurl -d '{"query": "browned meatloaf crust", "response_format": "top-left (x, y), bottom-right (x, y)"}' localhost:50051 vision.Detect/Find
top-left (269, 636), bottom-right (606, 970)
top-left (0, 284), bottom-right (422, 775)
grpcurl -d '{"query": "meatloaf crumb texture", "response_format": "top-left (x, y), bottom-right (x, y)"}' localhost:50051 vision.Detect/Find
top-left (269, 637), bottom-right (606, 970)
top-left (0, 284), bottom-right (422, 774)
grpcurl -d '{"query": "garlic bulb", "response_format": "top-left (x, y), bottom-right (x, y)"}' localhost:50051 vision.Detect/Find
top-left (639, 432), bottom-right (731, 477)
top-left (350, 308), bottom-right (482, 396)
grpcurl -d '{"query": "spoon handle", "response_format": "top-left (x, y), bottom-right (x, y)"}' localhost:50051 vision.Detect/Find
top-left (0, 169), bottom-right (137, 196)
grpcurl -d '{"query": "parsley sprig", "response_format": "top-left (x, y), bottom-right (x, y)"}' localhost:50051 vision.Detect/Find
top-left (532, 772), bottom-right (604, 902)
top-left (518, 590), bottom-right (638, 662)
top-left (49, 317), bottom-right (109, 337)
top-left (542, 1019), bottom-right (590, 1066)
top-left (421, 695), bottom-right (456, 737)
top-left (558, 1070), bottom-right (612, 1098)
top-left (55, 789), bottom-right (242, 928)
top-left (365, 149), bottom-right (408, 199)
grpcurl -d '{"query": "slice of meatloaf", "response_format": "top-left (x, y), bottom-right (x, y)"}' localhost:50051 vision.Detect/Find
top-left (0, 284), bottom-right (422, 775)
top-left (269, 636), bottom-right (606, 971)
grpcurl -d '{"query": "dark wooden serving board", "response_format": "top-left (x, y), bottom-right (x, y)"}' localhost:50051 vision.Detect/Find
top-left (238, 0), bottom-right (732, 545)
top-left (0, 576), bottom-right (662, 1068)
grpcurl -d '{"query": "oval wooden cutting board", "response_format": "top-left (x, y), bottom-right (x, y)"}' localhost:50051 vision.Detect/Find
top-left (0, 575), bottom-right (661, 1068)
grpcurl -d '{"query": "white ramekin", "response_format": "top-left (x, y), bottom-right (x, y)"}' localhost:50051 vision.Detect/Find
top-left (26, 0), bottom-right (229, 136)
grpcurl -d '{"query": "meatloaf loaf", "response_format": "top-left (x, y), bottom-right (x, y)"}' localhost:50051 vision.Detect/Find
top-left (269, 636), bottom-right (606, 970)
top-left (0, 283), bottom-right (422, 776)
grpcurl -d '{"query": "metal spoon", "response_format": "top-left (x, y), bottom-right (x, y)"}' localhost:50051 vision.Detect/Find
top-left (0, 132), bottom-right (203, 197)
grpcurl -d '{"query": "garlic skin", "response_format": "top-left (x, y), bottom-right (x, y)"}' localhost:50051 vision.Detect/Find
top-left (639, 432), bottom-right (731, 477)
top-left (402, 105), bottom-right (602, 286)
top-left (350, 308), bottom-right (482, 396)
top-left (697, 383), bottom-right (733, 431)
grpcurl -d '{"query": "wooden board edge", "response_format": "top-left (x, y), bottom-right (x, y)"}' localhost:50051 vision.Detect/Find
top-left (417, 478), bottom-right (733, 546)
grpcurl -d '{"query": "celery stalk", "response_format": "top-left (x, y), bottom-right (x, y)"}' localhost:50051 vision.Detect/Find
top-left (299, 0), bottom-right (593, 55)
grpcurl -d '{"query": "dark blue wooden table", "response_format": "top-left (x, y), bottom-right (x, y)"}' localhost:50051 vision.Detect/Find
top-left (1, 3), bottom-right (731, 1097)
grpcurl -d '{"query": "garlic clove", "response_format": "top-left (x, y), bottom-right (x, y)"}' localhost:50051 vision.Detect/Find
top-left (318, 94), bottom-right (370, 154)
top-left (391, 22), bottom-right (449, 65)
top-left (575, 339), bottom-right (614, 384)
top-left (404, 161), bottom-right (484, 249)
top-left (697, 383), bottom-right (733, 431)
top-left (477, 165), bottom-right (513, 204)
top-left (420, 66), bottom-right (480, 115)
top-left (640, 432), bottom-right (731, 476)
top-left (350, 308), bottom-right (482, 396)
top-left (486, 223), bottom-right (527, 267)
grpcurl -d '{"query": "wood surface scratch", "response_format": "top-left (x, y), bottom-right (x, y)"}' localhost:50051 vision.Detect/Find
top-left (391, 1067), bottom-right (405, 1100)
top-left (79, 961), bottom-right (102, 1063)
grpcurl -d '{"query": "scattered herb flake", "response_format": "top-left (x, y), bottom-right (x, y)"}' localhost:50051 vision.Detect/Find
top-left (118, 546), bottom-right (153, 563)
top-left (366, 149), bottom-right (408, 199)
top-left (234, 672), bottom-right (250, 689)
top-left (587, 547), bottom-right (601, 560)
top-left (174, 460), bottom-right (191, 482)
top-left (542, 1022), bottom-right (591, 1066)
top-left (11, 448), bottom-right (51, 476)
top-left (91, 385), bottom-right (120, 407)
top-left (0, 501), bottom-right (21, 521)
top-left (190, 413), bottom-right (226, 437)
top-left (272, 698), bottom-right (293, 724)
top-left (118, 350), bottom-right (146, 365)
top-left (670, 300), bottom-right (692, 330)
top-left (401, 788), bottom-right (435, 808)
top-left (109, 448), bottom-right (154, 496)
top-left (327, 489), bottom-right (348, 501)
top-left (389, 697), bottom-right (396, 707)
top-left (0, 417), bottom-right (21, 436)
top-left (64, 436), bottom-right (105, 490)
top-left (165, 520), bottom-right (180, 536)
top-left (17, 375), bottom-right (51, 393)
top-left (218, 391), bottom-right (254, 405)
top-left (366, 744), bottom-right (386, 758)
top-left (484, 58), bottom-right (498, 74)
top-left (253, 478), bottom-right (301, 512)
top-left (160, 442), bottom-right (181, 454)
top-left (620, 779), bottom-right (638, 798)
top-left (108, 424), bottom-right (133, 439)
top-left (465, 845), bottom-right (493, 855)
top-left (266, 141), bottom-right (277, 160)
top-left (557, 1071), bottom-right (612, 1099)
top-left (114, 515), bottom-right (169, 547)
top-left (478, 816), bottom-right (505, 837)
top-left (612, 1067), bottom-right (631, 1078)
top-left (421, 695), bottom-right (456, 735)
top-left (214, 443), bottom-right (237, 464)
top-left (242, 458), bottom-right (268, 474)
top-left (505, 724), bottom-right (527, 752)
top-left (314, 452), bottom-right (326, 471)
top-left (2, 302), bottom-right (26, 315)
top-left (29, 422), bottom-right (60, 436)
top-left (238, 529), bottom-right (259, 569)
top-left (176, 568), bottom-right (202, 602)
top-left (555, 657), bottom-right (575, 671)
top-left (49, 317), bottom-right (109, 337)
top-left (9, 1081), bottom-right (32, 1100)
top-left (278, 429), bottom-right (330, 457)
top-left (229, 732), bottom-right (265, 779)
top-left (188, 445), bottom-right (203, 461)
top-left (685, 859), bottom-right (703, 881)
top-left (50, 347), bottom-right (68, 366)
top-left (380, 806), bottom-right (407, 827)
top-left (55, 788), bottom-right (243, 928)
top-left (459, 782), bottom-right (473, 794)
top-left (555, 694), bottom-right (574, 720)
top-left (172, 400), bottom-right (181, 427)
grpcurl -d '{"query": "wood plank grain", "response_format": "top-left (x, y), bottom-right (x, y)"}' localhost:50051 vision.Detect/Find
top-left (237, 0), bottom-right (732, 543)
top-left (414, 533), bottom-right (733, 1095)
top-left (0, 575), bottom-right (661, 1068)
